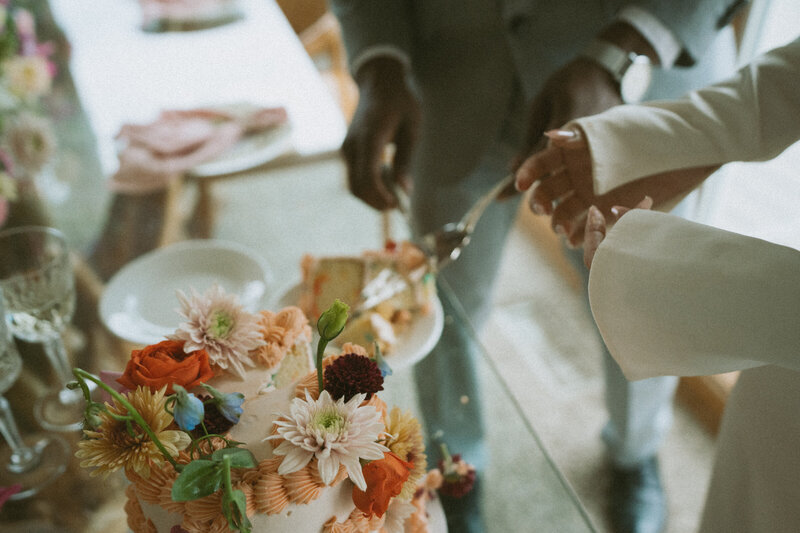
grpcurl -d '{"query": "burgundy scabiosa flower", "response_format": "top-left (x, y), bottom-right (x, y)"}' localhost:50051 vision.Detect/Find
top-left (323, 353), bottom-right (384, 402)
top-left (438, 452), bottom-right (477, 499)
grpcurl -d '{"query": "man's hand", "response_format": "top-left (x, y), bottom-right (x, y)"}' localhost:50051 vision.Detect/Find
top-left (509, 21), bottom-right (660, 194)
top-left (341, 57), bottom-right (421, 211)
top-left (514, 58), bottom-right (622, 171)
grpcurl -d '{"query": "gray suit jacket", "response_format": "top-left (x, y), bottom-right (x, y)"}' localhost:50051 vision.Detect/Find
top-left (330, 0), bottom-right (746, 185)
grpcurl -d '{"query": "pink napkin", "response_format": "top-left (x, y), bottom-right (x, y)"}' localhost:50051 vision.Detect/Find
top-left (0, 484), bottom-right (21, 510)
top-left (139, 0), bottom-right (239, 27)
top-left (109, 106), bottom-right (288, 194)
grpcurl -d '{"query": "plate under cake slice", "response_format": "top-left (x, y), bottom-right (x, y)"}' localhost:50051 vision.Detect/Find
top-left (298, 242), bottom-right (436, 355)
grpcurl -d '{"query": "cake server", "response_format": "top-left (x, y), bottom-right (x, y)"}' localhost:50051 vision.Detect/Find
top-left (394, 173), bottom-right (515, 271)
top-left (353, 171), bottom-right (514, 317)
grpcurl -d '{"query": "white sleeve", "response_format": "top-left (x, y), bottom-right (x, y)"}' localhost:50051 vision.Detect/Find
top-left (572, 37), bottom-right (800, 195)
top-left (588, 210), bottom-right (800, 380)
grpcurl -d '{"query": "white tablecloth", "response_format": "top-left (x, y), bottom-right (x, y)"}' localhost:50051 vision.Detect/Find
top-left (50, 0), bottom-right (347, 176)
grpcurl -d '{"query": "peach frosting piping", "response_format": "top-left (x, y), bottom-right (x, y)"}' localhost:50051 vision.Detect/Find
top-left (284, 467), bottom-right (323, 505)
top-left (125, 484), bottom-right (158, 533)
top-left (127, 347), bottom-right (408, 531)
top-left (184, 491), bottom-right (223, 523)
top-left (253, 307), bottom-right (312, 368)
top-left (346, 507), bottom-right (386, 531)
top-left (323, 516), bottom-right (360, 533)
top-left (254, 470), bottom-right (290, 515)
top-left (340, 342), bottom-right (369, 357)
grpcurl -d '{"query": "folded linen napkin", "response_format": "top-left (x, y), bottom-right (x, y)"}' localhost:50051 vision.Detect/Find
top-left (109, 105), bottom-right (288, 193)
top-left (139, 0), bottom-right (242, 29)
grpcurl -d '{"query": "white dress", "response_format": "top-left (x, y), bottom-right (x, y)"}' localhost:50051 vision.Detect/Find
top-left (575, 38), bottom-right (800, 532)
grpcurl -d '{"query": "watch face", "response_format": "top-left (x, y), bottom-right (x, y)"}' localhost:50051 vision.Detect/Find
top-left (620, 56), bottom-right (652, 104)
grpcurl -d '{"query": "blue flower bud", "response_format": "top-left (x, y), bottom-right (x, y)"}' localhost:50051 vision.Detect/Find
top-left (373, 343), bottom-right (393, 378)
top-left (171, 385), bottom-right (205, 431)
top-left (201, 383), bottom-right (245, 424)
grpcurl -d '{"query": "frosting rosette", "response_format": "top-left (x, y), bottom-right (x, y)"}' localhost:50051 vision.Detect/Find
top-left (253, 306), bottom-right (311, 368)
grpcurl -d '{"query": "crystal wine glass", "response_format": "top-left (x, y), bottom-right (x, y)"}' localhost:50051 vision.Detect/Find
top-left (0, 226), bottom-right (86, 432)
top-left (0, 286), bottom-right (69, 500)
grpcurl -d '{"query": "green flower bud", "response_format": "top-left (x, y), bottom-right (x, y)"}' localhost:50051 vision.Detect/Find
top-left (84, 403), bottom-right (105, 429)
top-left (317, 299), bottom-right (350, 341)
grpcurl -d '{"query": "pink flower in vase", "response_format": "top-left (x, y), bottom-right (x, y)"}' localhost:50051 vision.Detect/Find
top-left (0, 484), bottom-right (22, 510)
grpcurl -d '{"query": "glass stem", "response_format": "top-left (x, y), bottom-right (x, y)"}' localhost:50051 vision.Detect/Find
top-left (0, 395), bottom-right (39, 473)
top-left (42, 335), bottom-right (82, 404)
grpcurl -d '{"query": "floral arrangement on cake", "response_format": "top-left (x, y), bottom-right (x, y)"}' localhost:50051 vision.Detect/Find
top-left (0, 0), bottom-right (57, 228)
top-left (72, 284), bottom-right (473, 533)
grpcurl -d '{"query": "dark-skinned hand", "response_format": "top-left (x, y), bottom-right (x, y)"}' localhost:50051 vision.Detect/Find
top-left (341, 56), bottom-right (421, 211)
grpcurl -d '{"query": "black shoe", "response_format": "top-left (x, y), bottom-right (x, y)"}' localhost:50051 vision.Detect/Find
top-left (608, 456), bottom-right (667, 533)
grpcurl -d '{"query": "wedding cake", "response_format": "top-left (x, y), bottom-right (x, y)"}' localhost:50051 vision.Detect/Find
top-left (299, 241), bottom-right (436, 356)
top-left (74, 285), bottom-right (463, 533)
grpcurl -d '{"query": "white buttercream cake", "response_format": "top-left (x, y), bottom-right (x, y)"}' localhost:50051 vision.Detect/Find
top-left (77, 292), bottom-right (440, 533)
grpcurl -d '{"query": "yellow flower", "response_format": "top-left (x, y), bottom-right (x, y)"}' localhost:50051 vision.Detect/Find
top-left (2, 55), bottom-right (52, 100)
top-left (76, 386), bottom-right (190, 478)
top-left (0, 172), bottom-right (17, 202)
top-left (384, 407), bottom-right (426, 501)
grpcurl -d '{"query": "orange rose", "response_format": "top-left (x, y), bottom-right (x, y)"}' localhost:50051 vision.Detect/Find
top-left (117, 340), bottom-right (214, 394)
top-left (353, 451), bottom-right (412, 518)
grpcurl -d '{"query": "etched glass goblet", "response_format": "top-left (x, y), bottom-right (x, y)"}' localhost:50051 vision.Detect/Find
top-left (0, 286), bottom-right (69, 500)
top-left (0, 226), bottom-right (85, 432)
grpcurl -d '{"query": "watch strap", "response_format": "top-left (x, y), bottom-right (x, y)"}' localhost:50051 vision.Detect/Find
top-left (580, 39), bottom-right (637, 82)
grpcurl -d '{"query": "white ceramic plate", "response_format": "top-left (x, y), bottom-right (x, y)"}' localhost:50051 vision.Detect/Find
top-left (100, 240), bottom-right (272, 345)
top-left (274, 283), bottom-right (444, 370)
top-left (141, 0), bottom-right (244, 32)
top-left (190, 122), bottom-right (294, 178)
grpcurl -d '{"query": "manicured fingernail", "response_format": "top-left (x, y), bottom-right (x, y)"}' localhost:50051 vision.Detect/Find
top-left (610, 207), bottom-right (621, 217)
top-left (532, 202), bottom-right (545, 215)
top-left (544, 129), bottom-right (576, 140)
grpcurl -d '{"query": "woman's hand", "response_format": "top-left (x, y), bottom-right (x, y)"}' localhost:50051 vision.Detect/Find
top-left (583, 196), bottom-right (653, 269)
top-left (516, 128), bottom-right (718, 247)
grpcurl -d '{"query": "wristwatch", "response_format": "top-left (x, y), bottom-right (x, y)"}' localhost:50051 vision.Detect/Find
top-left (581, 39), bottom-right (652, 103)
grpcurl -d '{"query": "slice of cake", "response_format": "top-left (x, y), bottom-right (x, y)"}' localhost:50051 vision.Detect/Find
top-left (74, 285), bottom-right (445, 533)
top-left (299, 241), bottom-right (436, 355)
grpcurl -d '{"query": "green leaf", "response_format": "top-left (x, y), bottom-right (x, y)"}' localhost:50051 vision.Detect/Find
top-left (171, 460), bottom-right (223, 501)
top-left (223, 488), bottom-right (252, 533)
top-left (211, 447), bottom-right (257, 469)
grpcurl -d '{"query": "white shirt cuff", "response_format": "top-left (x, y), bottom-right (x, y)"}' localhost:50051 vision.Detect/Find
top-left (350, 45), bottom-right (411, 76)
top-left (617, 5), bottom-right (683, 68)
